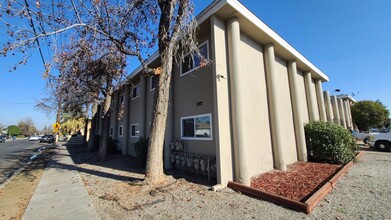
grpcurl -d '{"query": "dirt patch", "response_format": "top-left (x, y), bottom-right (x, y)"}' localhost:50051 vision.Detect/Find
top-left (0, 149), bottom-right (53, 220)
top-left (251, 162), bottom-right (342, 202)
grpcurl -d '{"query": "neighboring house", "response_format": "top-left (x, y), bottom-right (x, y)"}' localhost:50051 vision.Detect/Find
top-left (90, 0), bottom-right (354, 187)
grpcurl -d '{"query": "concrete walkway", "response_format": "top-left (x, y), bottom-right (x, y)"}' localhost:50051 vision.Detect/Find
top-left (23, 144), bottom-right (100, 220)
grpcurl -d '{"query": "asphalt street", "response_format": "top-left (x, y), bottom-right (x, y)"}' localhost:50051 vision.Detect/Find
top-left (0, 139), bottom-right (46, 185)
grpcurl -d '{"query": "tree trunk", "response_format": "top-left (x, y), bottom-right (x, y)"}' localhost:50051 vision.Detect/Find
top-left (99, 91), bottom-right (112, 160)
top-left (144, 52), bottom-right (173, 185)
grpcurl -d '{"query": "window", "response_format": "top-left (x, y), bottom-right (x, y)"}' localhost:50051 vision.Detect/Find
top-left (131, 123), bottom-right (139, 137)
top-left (181, 113), bottom-right (212, 140)
top-left (132, 84), bottom-right (141, 99)
top-left (150, 75), bottom-right (157, 91)
top-left (120, 94), bottom-right (124, 104)
top-left (180, 41), bottom-right (208, 76)
top-left (110, 127), bottom-right (113, 136)
top-left (118, 126), bottom-right (123, 137)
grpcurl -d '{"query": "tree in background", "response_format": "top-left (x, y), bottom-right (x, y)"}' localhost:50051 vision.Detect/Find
top-left (18, 118), bottom-right (38, 136)
top-left (7, 125), bottom-right (21, 136)
top-left (40, 125), bottom-right (52, 134)
top-left (60, 113), bottom-right (85, 135)
top-left (351, 100), bottom-right (390, 131)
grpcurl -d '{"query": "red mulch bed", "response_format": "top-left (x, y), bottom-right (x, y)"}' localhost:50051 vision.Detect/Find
top-left (251, 162), bottom-right (342, 202)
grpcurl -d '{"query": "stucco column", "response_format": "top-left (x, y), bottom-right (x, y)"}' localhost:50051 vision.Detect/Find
top-left (323, 91), bottom-right (334, 123)
top-left (343, 100), bottom-right (351, 129)
top-left (303, 72), bottom-right (317, 121)
top-left (264, 44), bottom-right (286, 171)
top-left (139, 75), bottom-right (147, 137)
top-left (315, 80), bottom-right (327, 121)
top-left (122, 84), bottom-right (131, 155)
top-left (212, 16), bottom-right (233, 187)
top-left (164, 76), bottom-right (174, 170)
top-left (112, 92), bottom-right (119, 140)
top-left (337, 98), bottom-right (347, 128)
top-left (227, 17), bottom-right (251, 185)
top-left (287, 60), bottom-right (307, 162)
top-left (346, 101), bottom-right (354, 129)
top-left (330, 95), bottom-right (341, 125)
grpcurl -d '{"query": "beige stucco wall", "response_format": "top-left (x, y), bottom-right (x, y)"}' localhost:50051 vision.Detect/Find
top-left (273, 56), bottom-right (297, 165)
top-left (296, 70), bottom-right (310, 123)
top-left (310, 79), bottom-right (320, 120)
top-left (236, 33), bottom-right (274, 177)
top-left (173, 36), bottom-right (215, 156)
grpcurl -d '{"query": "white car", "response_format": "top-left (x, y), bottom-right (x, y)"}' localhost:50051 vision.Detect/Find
top-left (29, 135), bottom-right (40, 141)
top-left (367, 131), bottom-right (391, 151)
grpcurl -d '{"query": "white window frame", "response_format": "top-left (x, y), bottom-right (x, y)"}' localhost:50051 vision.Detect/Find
top-left (180, 41), bottom-right (209, 77)
top-left (118, 126), bottom-right (123, 137)
top-left (150, 75), bottom-right (157, 91)
top-left (131, 123), bottom-right (140, 137)
top-left (180, 113), bottom-right (213, 141)
top-left (132, 84), bottom-right (141, 99)
top-left (110, 127), bottom-right (113, 137)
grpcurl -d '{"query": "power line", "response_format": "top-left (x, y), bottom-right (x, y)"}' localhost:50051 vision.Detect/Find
top-left (0, 102), bottom-right (35, 105)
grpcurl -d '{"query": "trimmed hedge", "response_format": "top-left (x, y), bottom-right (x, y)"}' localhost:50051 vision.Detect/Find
top-left (305, 121), bottom-right (357, 164)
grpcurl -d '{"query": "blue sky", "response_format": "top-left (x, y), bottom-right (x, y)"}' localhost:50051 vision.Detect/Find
top-left (1, 0), bottom-right (390, 130)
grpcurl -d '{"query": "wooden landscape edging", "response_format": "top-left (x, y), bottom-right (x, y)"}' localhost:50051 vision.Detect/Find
top-left (228, 151), bottom-right (365, 214)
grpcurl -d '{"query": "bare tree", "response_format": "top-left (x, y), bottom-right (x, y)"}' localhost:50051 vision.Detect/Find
top-left (18, 118), bottom-right (38, 136)
top-left (1, 0), bottom-right (202, 186)
top-left (57, 39), bottom-right (126, 159)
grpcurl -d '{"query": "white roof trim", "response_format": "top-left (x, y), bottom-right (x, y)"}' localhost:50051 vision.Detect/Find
top-left (127, 0), bottom-right (328, 82)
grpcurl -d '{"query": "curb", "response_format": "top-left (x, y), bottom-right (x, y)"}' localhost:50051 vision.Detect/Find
top-left (228, 151), bottom-right (365, 214)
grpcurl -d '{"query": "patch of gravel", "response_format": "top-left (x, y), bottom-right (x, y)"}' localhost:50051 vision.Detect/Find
top-left (69, 145), bottom-right (391, 220)
top-left (310, 151), bottom-right (391, 220)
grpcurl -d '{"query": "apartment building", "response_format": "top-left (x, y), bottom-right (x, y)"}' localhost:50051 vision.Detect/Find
top-left (92, 0), bottom-right (354, 187)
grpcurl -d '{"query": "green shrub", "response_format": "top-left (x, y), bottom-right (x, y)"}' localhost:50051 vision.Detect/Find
top-left (17, 135), bottom-right (25, 138)
top-left (305, 121), bottom-right (357, 164)
top-left (134, 137), bottom-right (149, 167)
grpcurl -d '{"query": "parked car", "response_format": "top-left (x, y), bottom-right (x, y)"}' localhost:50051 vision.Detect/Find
top-left (40, 135), bottom-right (54, 143)
top-left (367, 131), bottom-right (391, 151)
top-left (29, 135), bottom-right (40, 141)
top-left (0, 136), bottom-right (5, 143)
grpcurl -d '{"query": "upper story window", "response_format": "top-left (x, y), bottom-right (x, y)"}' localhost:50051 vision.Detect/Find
top-left (181, 113), bottom-right (212, 140)
top-left (132, 84), bottom-right (140, 99)
top-left (180, 41), bottom-right (208, 76)
top-left (150, 75), bottom-right (157, 91)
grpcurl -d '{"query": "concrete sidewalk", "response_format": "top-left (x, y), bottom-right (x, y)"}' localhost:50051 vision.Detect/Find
top-left (23, 144), bottom-right (100, 220)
